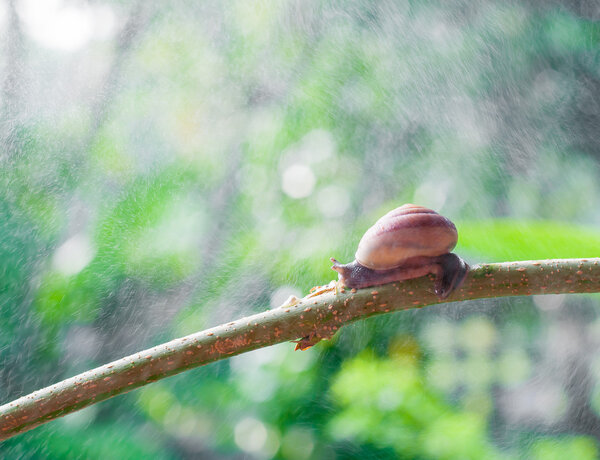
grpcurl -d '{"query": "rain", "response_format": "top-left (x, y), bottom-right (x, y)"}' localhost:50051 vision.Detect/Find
top-left (0, 0), bottom-right (599, 458)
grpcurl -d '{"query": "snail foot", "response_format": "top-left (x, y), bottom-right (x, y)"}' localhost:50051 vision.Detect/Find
top-left (434, 253), bottom-right (469, 299)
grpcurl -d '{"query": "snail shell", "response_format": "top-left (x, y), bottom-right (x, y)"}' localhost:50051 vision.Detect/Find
top-left (330, 203), bottom-right (468, 297)
top-left (355, 204), bottom-right (458, 270)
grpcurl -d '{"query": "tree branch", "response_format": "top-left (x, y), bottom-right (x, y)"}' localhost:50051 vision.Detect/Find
top-left (1, 258), bottom-right (599, 441)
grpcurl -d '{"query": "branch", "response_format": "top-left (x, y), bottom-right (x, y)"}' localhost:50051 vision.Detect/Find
top-left (1, 258), bottom-right (599, 441)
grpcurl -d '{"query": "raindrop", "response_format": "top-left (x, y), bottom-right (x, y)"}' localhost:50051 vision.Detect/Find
top-left (281, 164), bottom-right (316, 199)
top-left (316, 185), bottom-right (351, 218)
top-left (234, 417), bottom-right (268, 454)
top-left (52, 234), bottom-right (95, 276)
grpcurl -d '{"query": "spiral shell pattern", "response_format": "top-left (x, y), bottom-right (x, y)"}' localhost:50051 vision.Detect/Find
top-left (355, 204), bottom-right (458, 270)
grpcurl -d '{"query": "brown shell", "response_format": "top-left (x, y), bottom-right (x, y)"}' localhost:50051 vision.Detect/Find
top-left (355, 204), bottom-right (458, 270)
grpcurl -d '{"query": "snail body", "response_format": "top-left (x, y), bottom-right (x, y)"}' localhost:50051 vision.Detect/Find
top-left (331, 204), bottom-right (468, 298)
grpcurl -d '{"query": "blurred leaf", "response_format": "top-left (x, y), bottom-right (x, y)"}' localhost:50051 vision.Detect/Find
top-left (96, 167), bottom-right (202, 287)
top-left (420, 412), bottom-right (496, 460)
top-left (328, 351), bottom-right (503, 460)
top-left (34, 271), bottom-right (99, 325)
top-left (0, 423), bottom-right (174, 460)
top-left (458, 219), bottom-right (600, 261)
top-left (529, 436), bottom-right (598, 460)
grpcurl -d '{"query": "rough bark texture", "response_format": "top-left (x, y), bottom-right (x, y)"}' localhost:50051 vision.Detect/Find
top-left (1, 258), bottom-right (599, 441)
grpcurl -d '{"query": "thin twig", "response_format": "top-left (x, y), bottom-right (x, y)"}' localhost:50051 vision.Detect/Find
top-left (0, 258), bottom-right (599, 441)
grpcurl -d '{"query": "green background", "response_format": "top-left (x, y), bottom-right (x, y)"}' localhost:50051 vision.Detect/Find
top-left (1, 0), bottom-right (599, 458)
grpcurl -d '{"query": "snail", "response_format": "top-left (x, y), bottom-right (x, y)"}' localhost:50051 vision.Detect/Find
top-left (331, 204), bottom-right (468, 298)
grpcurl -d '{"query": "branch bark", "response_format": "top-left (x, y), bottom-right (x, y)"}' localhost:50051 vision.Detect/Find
top-left (1, 258), bottom-right (599, 441)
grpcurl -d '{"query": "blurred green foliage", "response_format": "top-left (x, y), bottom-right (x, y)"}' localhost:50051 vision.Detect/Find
top-left (1, 0), bottom-right (599, 458)
top-left (329, 351), bottom-right (504, 459)
top-left (459, 220), bottom-right (600, 261)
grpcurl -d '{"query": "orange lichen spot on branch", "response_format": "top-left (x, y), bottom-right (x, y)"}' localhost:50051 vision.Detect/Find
top-left (307, 281), bottom-right (337, 298)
